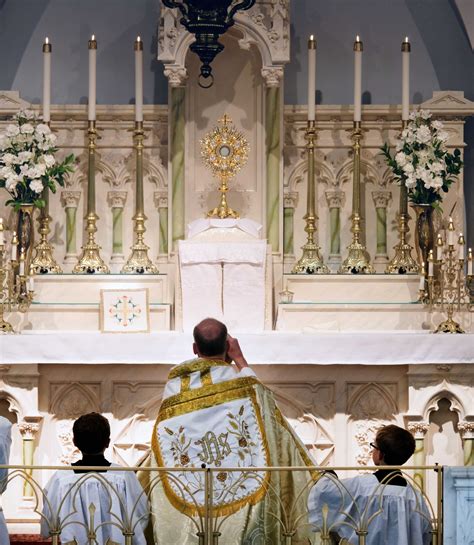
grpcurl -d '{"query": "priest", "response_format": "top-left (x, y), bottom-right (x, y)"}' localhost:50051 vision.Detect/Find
top-left (140, 318), bottom-right (318, 545)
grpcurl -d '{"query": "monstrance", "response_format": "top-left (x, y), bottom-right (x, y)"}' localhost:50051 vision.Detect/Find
top-left (200, 114), bottom-right (249, 219)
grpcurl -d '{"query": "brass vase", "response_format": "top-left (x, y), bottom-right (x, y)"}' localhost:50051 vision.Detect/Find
top-left (16, 203), bottom-right (36, 272)
top-left (411, 203), bottom-right (434, 267)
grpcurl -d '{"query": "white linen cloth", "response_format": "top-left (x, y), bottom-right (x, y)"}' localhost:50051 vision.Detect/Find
top-left (3, 331), bottom-right (474, 365)
top-left (187, 218), bottom-right (262, 240)
top-left (0, 416), bottom-right (12, 545)
top-left (179, 240), bottom-right (267, 332)
top-left (41, 466), bottom-right (149, 545)
top-left (308, 474), bottom-right (431, 545)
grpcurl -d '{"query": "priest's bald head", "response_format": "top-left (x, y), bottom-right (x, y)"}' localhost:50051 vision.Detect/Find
top-left (193, 318), bottom-right (228, 359)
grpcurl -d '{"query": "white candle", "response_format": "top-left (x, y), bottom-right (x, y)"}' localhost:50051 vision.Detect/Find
top-left (11, 232), bottom-right (17, 261)
top-left (88, 35), bottom-right (97, 121)
top-left (418, 273), bottom-right (425, 290)
top-left (19, 254), bottom-right (25, 276)
top-left (435, 234), bottom-right (443, 261)
top-left (428, 251), bottom-right (434, 277)
top-left (458, 234), bottom-right (465, 260)
top-left (447, 217), bottom-right (455, 246)
top-left (0, 218), bottom-right (4, 246)
top-left (135, 36), bottom-right (144, 123)
top-left (468, 249), bottom-right (473, 276)
top-left (307, 35), bottom-right (316, 121)
top-left (43, 37), bottom-right (52, 123)
top-left (353, 35), bottom-right (363, 122)
top-left (28, 276), bottom-right (35, 292)
top-left (401, 37), bottom-right (410, 121)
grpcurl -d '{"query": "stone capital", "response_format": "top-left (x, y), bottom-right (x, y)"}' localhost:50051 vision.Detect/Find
top-left (458, 421), bottom-right (474, 440)
top-left (325, 190), bottom-right (345, 209)
top-left (408, 421), bottom-right (430, 439)
top-left (107, 190), bottom-right (128, 209)
top-left (164, 65), bottom-right (188, 87)
top-left (283, 191), bottom-right (298, 209)
top-left (261, 67), bottom-right (284, 88)
top-left (372, 190), bottom-right (392, 209)
top-left (60, 190), bottom-right (81, 209)
top-left (18, 418), bottom-right (42, 440)
top-left (154, 191), bottom-right (169, 210)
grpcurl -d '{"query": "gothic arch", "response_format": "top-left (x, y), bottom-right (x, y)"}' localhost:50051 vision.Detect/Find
top-left (337, 157), bottom-right (383, 188)
top-left (0, 390), bottom-right (22, 420)
top-left (286, 158), bottom-right (336, 194)
top-left (423, 390), bottom-right (465, 422)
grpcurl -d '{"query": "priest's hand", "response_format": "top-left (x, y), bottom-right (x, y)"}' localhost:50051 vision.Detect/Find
top-left (227, 335), bottom-right (249, 371)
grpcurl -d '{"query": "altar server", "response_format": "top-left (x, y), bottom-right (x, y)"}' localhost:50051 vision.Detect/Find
top-left (139, 318), bottom-right (319, 544)
top-left (308, 424), bottom-right (432, 545)
top-left (41, 413), bottom-right (149, 545)
top-left (0, 416), bottom-right (12, 545)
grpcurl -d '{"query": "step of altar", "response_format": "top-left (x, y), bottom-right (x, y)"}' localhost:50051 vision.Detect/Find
top-left (282, 274), bottom-right (420, 303)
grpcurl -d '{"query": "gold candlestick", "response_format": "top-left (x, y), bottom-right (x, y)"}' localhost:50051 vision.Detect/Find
top-left (292, 120), bottom-right (329, 273)
top-left (122, 122), bottom-right (158, 274)
top-left (73, 121), bottom-right (109, 274)
top-left (339, 122), bottom-right (374, 274)
top-left (386, 122), bottom-right (418, 274)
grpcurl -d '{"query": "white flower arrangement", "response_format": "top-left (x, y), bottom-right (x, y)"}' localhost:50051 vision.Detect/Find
top-left (381, 110), bottom-right (462, 207)
top-left (0, 110), bottom-right (74, 210)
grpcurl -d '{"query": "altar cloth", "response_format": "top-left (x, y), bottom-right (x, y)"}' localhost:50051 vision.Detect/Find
top-left (2, 331), bottom-right (473, 365)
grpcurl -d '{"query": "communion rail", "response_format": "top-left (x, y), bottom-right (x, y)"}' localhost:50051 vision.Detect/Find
top-left (1, 465), bottom-right (446, 545)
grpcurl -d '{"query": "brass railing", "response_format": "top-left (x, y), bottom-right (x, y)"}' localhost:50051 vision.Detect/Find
top-left (0, 464), bottom-right (442, 545)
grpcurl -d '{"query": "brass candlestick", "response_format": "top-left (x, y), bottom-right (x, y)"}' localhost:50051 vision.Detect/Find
top-left (292, 120), bottom-right (329, 274)
top-left (0, 222), bottom-right (35, 333)
top-left (386, 123), bottom-right (418, 274)
top-left (339, 122), bottom-right (374, 274)
top-left (73, 121), bottom-right (109, 274)
top-left (426, 222), bottom-right (473, 333)
top-left (122, 122), bottom-right (158, 274)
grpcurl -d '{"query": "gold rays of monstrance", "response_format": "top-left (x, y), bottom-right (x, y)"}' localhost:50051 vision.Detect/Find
top-left (200, 115), bottom-right (249, 219)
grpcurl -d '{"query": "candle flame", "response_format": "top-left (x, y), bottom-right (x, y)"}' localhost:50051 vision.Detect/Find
top-left (91, 34), bottom-right (96, 41)
top-left (137, 36), bottom-right (141, 42)
top-left (310, 34), bottom-right (314, 40)
top-left (45, 37), bottom-right (49, 44)
top-left (356, 35), bottom-right (360, 42)
top-left (405, 36), bottom-right (409, 42)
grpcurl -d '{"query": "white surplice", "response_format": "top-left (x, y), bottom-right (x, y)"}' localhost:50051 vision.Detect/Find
top-left (41, 465), bottom-right (149, 545)
top-left (0, 417), bottom-right (12, 545)
top-left (308, 474), bottom-right (432, 545)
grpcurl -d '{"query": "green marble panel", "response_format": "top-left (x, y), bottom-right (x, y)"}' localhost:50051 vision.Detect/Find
top-left (283, 207), bottom-right (294, 255)
top-left (65, 207), bottom-right (77, 254)
top-left (329, 207), bottom-right (341, 255)
top-left (465, 439), bottom-right (474, 466)
top-left (265, 87), bottom-right (280, 252)
top-left (376, 207), bottom-right (387, 255)
top-left (171, 87), bottom-right (186, 248)
top-left (159, 207), bottom-right (169, 254)
top-left (112, 207), bottom-right (123, 254)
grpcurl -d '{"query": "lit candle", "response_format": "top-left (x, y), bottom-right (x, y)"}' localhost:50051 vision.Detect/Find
top-left (43, 37), bottom-right (52, 123)
top-left (307, 35), bottom-right (316, 121)
top-left (435, 233), bottom-right (443, 261)
top-left (11, 232), bottom-right (18, 261)
top-left (401, 37), bottom-right (410, 121)
top-left (468, 248), bottom-right (473, 276)
top-left (0, 218), bottom-right (4, 246)
top-left (428, 250), bottom-right (434, 277)
top-left (88, 35), bottom-right (97, 121)
top-left (135, 36), bottom-right (144, 123)
top-left (458, 233), bottom-right (465, 260)
top-left (447, 217), bottom-right (455, 246)
top-left (28, 276), bottom-right (35, 292)
top-left (418, 271), bottom-right (425, 291)
top-left (19, 251), bottom-right (25, 276)
top-left (353, 35), bottom-right (363, 122)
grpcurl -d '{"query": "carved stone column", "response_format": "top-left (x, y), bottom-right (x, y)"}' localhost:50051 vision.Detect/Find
top-left (165, 67), bottom-right (187, 251)
top-left (283, 192), bottom-right (298, 257)
top-left (107, 191), bottom-right (128, 268)
top-left (154, 191), bottom-right (169, 258)
top-left (325, 190), bottom-right (345, 267)
top-left (408, 421), bottom-right (429, 490)
top-left (60, 190), bottom-right (82, 264)
top-left (18, 418), bottom-right (42, 500)
top-left (262, 67), bottom-right (283, 253)
top-left (372, 190), bottom-right (392, 264)
top-left (458, 422), bottom-right (474, 466)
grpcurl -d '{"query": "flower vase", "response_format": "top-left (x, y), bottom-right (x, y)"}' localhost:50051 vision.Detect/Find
top-left (16, 203), bottom-right (36, 272)
top-left (411, 204), bottom-right (434, 267)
